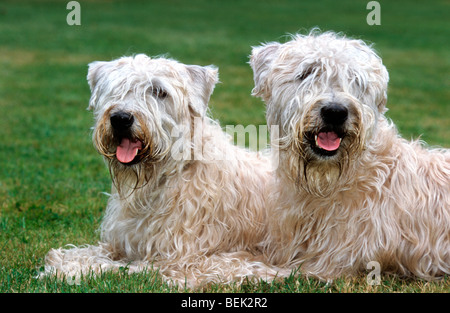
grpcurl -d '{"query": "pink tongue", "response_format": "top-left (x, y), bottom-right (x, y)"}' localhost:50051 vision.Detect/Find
top-left (317, 132), bottom-right (341, 151)
top-left (116, 138), bottom-right (142, 164)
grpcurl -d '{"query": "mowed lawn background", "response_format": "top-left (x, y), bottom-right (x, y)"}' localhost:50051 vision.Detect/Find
top-left (0, 0), bottom-right (448, 293)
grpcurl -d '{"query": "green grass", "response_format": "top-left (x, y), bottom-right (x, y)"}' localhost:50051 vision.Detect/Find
top-left (0, 0), bottom-right (449, 293)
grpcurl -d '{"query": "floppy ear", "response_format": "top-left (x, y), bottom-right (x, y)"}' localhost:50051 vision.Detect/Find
top-left (359, 41), bottom-right (390, 114)
top-left (87, 61), bottom-right (109, 92)
top-left (374, 64), bottom-right (389, 114)
top-left (87, 61), bottom-right (109, 110)
top-left (249, 42), bottom-right (281, 100)
top-left (186, 65), bottom-right (219, 117)
top-left (376, 62), bottom-right (389, 113)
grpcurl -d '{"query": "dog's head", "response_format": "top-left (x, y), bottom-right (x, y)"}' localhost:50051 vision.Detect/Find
top-left (250, 31), bottom-right (389, 195)
top-left (250, 31), bottom-right (389, 158)
top-left (87, 54), bottom-right (218, 190)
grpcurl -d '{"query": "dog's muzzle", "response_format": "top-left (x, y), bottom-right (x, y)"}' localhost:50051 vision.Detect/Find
top-left (308, 103), bottom-right (348, 157)
top-left (110, 111), bottom-right (143, 165)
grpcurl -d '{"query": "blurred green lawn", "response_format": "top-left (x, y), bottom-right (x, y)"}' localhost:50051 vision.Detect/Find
top-left (0, 0), bottom-right (448, 293)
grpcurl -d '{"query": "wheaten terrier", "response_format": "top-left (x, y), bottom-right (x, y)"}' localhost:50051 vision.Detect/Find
top-left (43, 54), bottom-right (281, 287)
top-left (250, 31), bottom-right (450, 281)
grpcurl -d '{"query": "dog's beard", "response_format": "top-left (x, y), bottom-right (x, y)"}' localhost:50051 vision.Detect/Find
top-left (92, 110), bottom-right (165, 197)
top-left (277, 97), bottom-right (371, 197)
top-left (295, 147), bottom-right (350, 198)
top-left (289, 123), bottom-right (365, 198)
top-left (107, 161), bottom-right (157, 198)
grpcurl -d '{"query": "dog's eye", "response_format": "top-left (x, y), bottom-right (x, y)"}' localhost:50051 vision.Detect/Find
top-left (296, 68), bottom-right (313, 81)
top-left (150, 87), bottom-right (168, 99)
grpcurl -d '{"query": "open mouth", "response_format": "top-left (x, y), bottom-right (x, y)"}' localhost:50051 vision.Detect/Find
top-left (315, 131), bottom-right (342, 151)
top-left (308, 129), bottom-right (344, 157)
top-left (116, 137), bottom-right (143, 165)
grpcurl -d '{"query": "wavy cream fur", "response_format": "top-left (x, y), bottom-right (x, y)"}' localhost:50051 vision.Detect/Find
top-left (250, 31), bottom-right (450, 280)
top-left (42, 54), bottom-right (284, 287)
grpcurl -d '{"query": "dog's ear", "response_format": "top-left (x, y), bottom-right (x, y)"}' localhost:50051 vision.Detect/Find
top-left (249, 42), bottom-right (281, 101)
top-left (87, 61), bottom-right (109, 92)
top-left (186, 65), bottom-right (219, 117)
top-left (363, 44), bottom-right (390, 114)
top-left (87, 61), bottom-right (109, 110)
top-left (376, 64), bottom-right (389, 113)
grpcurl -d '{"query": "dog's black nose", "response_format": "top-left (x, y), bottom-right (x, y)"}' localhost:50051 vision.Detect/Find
top-left (110, 111), bottom-right (134, 130)
top-left (321, 103), bottom-right (348, 125)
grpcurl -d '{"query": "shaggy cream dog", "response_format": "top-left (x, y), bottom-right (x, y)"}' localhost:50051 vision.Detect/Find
top-left (42, 54), bottom-right (282, 287)
top-left (250, 31), bottom-right (450, 281)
